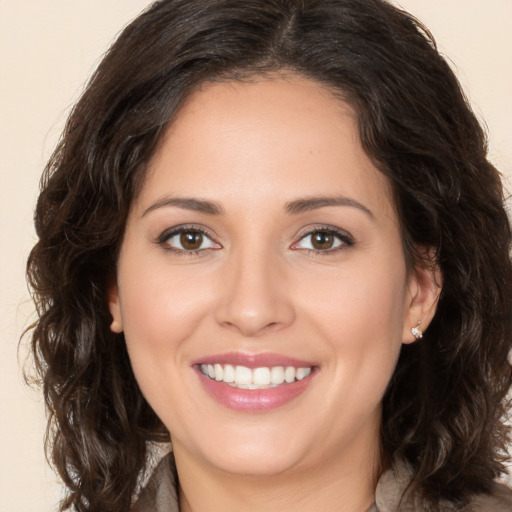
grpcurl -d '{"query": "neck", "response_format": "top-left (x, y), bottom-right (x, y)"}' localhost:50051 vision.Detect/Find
top-left (174, 433), bottom-right (380, 512)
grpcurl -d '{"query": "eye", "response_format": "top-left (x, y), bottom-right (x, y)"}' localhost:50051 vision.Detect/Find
top-left (159, 227), bottom-right (220, 253)
top-left (293, 228), bottom-right (353, 252)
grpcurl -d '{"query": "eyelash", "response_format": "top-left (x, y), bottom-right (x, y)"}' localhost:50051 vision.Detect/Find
top-left (292, 225), bottom-right (355, 255)
top-left (157, 225), bottom-right (219, 256)
top-left (156, 225), bottom-right (355, 256)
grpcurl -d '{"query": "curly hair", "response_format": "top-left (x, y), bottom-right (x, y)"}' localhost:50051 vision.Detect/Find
top-left (27, 0), bottom-right (512, 510)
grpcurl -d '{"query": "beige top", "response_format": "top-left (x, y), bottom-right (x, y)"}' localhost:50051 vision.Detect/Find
top-left (131, 453), bottom-right (512, 511)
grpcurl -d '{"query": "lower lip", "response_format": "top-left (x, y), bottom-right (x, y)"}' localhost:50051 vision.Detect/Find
top-left (196, 368), bottom-right (315, 412)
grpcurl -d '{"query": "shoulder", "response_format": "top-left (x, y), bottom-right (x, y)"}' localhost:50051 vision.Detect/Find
top-left (375, 462), bottom-right (512, 511)
top-left (464, 481), bottom-right (512, 511)
top-left (136, 453), bottom-right (512, 512)
top-left (131, 452), bottom-right (179, 512)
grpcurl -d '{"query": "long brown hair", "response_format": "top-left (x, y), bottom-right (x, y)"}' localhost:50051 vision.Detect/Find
top-left (27, 0), bottom-right (512, 510)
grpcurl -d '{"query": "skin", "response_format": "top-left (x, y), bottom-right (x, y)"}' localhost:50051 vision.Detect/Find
top-left (109, 75), bottom-right (440, 512)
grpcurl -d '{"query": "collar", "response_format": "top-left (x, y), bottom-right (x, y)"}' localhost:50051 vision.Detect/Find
top-left (131, 453), bottom-right (378, 512)
top-left (131, 452), bottom-right (512, 511)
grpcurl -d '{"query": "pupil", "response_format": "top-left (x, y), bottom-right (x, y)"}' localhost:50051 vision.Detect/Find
top-left (180, 231), bottom-right (202, 250)
top-left (312, 232), bottom-right (333, 250)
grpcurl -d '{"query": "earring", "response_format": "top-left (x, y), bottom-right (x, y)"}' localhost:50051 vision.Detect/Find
top-left (412, 321), bottom-right (423, 340)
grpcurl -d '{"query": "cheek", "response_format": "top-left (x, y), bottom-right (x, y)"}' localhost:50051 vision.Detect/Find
top-left (299, 257), bottom-right (408, 342)
top-left (117, 257), bottom-right (215, 366)
top-left (297, 255), bottom-right (408, 396)
top-left (116, 262), bottom-right (215, 422)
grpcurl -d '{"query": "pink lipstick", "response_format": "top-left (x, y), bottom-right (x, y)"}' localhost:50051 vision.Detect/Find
top-left (192, 352), bottom-right (317, 412)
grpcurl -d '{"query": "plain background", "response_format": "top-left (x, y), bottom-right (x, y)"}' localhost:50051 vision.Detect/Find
top-left (1, 1), bottom-right (511, 510)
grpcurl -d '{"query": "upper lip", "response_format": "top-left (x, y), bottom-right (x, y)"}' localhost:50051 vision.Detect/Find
top-left (191, 352), bottom-right (316, 369)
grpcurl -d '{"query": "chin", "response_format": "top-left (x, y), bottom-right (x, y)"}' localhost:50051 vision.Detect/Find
top-left (206, 446), bottom-right (303, 477)
top-left (178, 425), bottom-right (311, 477)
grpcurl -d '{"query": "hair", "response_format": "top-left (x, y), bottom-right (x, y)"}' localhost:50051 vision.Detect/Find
top-left (27, 0), bottom-right (512, 510)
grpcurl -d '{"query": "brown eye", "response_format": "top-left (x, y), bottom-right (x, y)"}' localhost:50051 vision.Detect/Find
top-left (311, 231), bottom-right (335, 250)
top-left (293, 228), bottom-right (349, 252)
top-left (162, 228), bottom-right (218, 252)
top-left (180, 231), bottom-right (203, 250)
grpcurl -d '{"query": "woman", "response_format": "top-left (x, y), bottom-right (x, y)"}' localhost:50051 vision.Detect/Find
top-left (27, 0), bottom-right (512, 510)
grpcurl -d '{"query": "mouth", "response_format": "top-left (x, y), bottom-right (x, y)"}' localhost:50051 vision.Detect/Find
top-left (193, 353), bottom-right (317, 412)
top-left (199, 363), bottom-right (313, 389)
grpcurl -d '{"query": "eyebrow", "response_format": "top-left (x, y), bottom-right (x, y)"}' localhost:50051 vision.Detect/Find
top-left (285, 196), bottom-right (374, 219)
top-left (142, 196), bottom-right (224, 217)
top-left (141, 195), bottom-right (374, 219)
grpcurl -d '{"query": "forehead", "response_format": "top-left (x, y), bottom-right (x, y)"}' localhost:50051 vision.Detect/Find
top-left (136, 75), bottom-right (394, 219)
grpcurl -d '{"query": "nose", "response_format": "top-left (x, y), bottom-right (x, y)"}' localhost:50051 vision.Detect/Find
top-left (214, 247), bottom-right (295, 337)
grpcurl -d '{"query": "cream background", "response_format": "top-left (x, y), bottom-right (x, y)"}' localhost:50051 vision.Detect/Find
top-left (1, 1), bottom-right (510, 511)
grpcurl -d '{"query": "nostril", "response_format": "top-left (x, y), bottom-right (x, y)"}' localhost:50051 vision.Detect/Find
top-left (213, 269), bottom-right (296, 335)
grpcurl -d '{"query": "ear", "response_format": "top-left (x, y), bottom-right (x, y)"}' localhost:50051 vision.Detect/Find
top-left (402, 249), bottom-right (442, 344)
top-left (107, 282), bottom-right (124, 333)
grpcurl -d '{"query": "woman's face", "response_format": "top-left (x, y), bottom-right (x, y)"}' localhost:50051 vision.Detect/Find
top-left (109, 76), bottom-right (436, 478)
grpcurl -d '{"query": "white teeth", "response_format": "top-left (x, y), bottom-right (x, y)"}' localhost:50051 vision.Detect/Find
top-left (253, 367), bottom-right (271, 386)
top-left (296, 367), bottom-right (312, 380)
top-left (284, 366), bottom-right (295, 383)
top-left (200, 364), bottom-right (313, 389)
top-left (270, 366), bottom-right (285, 385)
top-left (223, 364), bottom-right (235, 383)
top-left (234, 365), bottom-right (252, 386)
top-left (214, 364), bottom-right (223, 381)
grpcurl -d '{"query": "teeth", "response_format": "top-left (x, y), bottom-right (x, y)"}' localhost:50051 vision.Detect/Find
top-left (270, 366), bottom-right (285, 384)
top-left (284, 366), bottom-right (295, 383)
top-left (200, 364), bottom-right (312, 389)
top-left (223, 364), bottom-right (235, 383)
top-left (214, 364), bottom-right (223, 381)
top-left (253, 367), bottom-right (270, 386)
top-left (296, 367), bottom-right (311, 380)
top-left (235, 365), bottom-right (252, 386)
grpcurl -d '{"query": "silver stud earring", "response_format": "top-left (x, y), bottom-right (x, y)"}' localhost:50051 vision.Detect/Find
top-left (412, 321), bottom-right (423, 340)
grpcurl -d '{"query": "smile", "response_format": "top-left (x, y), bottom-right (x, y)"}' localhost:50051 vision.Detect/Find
top-left (199, 364), bottom-right (312, 389)
top-left (194, 353), bottom-right (317, 411)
